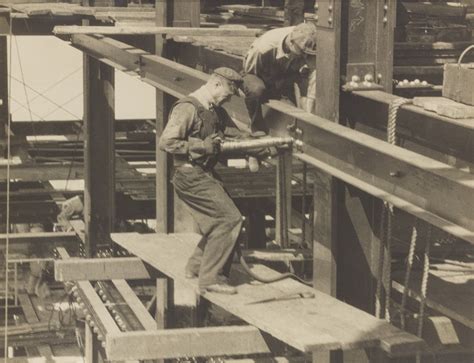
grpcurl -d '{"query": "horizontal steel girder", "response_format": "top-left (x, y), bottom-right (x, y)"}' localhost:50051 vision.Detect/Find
top-left (66, 34), bottom-right (474, 243)
top-left (346, 91), bottom-right (474, 164)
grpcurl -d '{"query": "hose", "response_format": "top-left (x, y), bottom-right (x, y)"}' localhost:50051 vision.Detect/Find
top-left (236, 248), bottom-right (312, 286)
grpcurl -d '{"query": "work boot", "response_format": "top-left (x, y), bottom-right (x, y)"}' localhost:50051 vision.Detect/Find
top-left (204, 283), bottom-right (237, 295)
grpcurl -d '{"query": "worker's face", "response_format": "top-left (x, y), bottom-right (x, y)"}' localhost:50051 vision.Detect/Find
top-left (213, 80), bottom-right (235, 106)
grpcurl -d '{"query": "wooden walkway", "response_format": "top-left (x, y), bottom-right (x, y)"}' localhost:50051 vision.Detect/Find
top-left (111, 232), bottom-right (424, 356)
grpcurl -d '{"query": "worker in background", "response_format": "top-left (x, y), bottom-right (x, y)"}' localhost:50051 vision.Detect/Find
top-left (57, 195), bottom-right (83, 231)
top-left (159, 67), bottom-right (259, 295)
top-left (242, 21), bottom-right (317, 133)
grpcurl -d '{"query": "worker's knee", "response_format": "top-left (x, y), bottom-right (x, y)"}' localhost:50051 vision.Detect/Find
top-left (222, 211), bottom-right (243, 235)
top-left (242, 74), bottom-right (266, 99)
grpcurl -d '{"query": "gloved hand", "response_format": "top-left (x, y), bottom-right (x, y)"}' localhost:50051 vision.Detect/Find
top-left (189, 134), bottom-right (221, 156)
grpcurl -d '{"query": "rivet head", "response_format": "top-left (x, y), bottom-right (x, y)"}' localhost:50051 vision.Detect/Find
top-left (328, 17), bottom-right (333, 23)
top-left (383, 17), bottom-right (388, 23)
top-left (364, 73), bottom-right (374, 83)
top-left (328, 5), bottom-right (333, 11)
top-left (384, 4), bottom-right (388, 11)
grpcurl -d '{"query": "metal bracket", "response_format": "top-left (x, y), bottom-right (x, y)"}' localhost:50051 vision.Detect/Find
top-left (314, 0), bottom-right (335, 29)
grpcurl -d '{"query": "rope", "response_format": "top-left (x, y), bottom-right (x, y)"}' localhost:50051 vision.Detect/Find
top-left (387, 97), bottom-right (411, 145)
top-left (378, 97), bottom-right (411, 322)
top-left (400, 220), bottom-right (418, 330)
top-left (415, 225), bottom-right (432, 363)
top-left (4, 14), bottom-right (14, 360)
top-left (417, 226), bottom-right (432, 337)
top-left (375, 203), bottom-right (387, 319)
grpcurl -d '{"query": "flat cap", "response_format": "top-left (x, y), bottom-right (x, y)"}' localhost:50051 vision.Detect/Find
top-left (213, 67), bottom-right (243, 84)
top-left (213, 67), bottom-right (243, 95)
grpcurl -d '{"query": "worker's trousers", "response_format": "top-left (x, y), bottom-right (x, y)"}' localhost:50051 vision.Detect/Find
top-left (173, 165), bottom-right (243, 288)
top-left (242, 74), bottom-right (297, 133)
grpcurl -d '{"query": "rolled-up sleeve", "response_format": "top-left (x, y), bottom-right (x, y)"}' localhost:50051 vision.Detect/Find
top-left (158, 103), bottom-right (195, 155)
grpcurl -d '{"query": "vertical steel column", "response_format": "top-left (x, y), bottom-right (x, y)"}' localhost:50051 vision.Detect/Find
top-left (343, 0), bottom-right (396, 92)
top-left (155, 0), bottom-right (174, 233)
top-left (83, 56), bottom-right (115, 257)
top-left (339, 4), bottom-right (396, 361)
top-left (312, 1), bottom-right (343, 362)
top-left (275, 149), bottom-right (292, 247)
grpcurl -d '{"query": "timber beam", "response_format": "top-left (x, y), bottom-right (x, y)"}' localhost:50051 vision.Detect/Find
top-left (54, 25), bottom-right (260, 37)
top-left (63, 34), bottom-right (474, 244)
top-left (106, 326), bottom-right (270, 361)
top-left (55, 256), bottom-right (150, 281)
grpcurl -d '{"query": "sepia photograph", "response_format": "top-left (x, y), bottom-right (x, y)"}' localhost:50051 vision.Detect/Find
top-left (0, 0), bottom-right (473, 362)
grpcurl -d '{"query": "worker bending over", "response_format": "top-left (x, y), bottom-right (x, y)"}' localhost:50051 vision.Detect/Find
top-left (159, 67), bottom-right (259, 295)
top-left (242, 22), bottom-right (317, 133)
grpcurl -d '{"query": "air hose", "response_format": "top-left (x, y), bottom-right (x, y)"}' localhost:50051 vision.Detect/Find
top-left (236, 248), bottom-right (313, 286)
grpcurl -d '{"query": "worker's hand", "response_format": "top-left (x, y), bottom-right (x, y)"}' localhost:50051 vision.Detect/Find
top-left (189, 134), bottom-right (221, 156)
top-left (202, 134), bottom-right (222, 155)
top-left (299, 65), bottom-right (311, 77)
top-left (250, 131), bottom-right (267, 138)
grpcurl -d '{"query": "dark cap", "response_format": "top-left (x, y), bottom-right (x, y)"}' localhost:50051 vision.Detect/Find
top-left (213, 67), bottom-right (243, 94)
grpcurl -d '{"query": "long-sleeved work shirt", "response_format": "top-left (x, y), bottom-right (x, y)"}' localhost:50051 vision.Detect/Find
top-left (158, 85), bottom-right (247, 164)
top-left (243, 26), bottom-right (316, 100)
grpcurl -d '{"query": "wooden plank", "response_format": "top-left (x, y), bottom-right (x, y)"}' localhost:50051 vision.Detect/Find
top-left (105, 326), bottom-right (270, 361)
top-left (55, 257), bottom-right (150, 281)
top-left (54, 25), bottom-right (260, 37)
top-left (17, 294), bottom-right (54, 358)
top-left (0, 232), bottom-right (77, 246)
top-left (413, 96), bottom-right (474, 119)
top-left (112, 279), bottom-right (157, 330)
top-left (111, 232), bottom-right (424, 355)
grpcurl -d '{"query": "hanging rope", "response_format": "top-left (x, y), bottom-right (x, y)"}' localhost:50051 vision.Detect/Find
top-left (377, 96), bottom-right (411, 322)
top-left (400, 220), bottom-right (418, 330)
top-left (415, 225), bottom-right (432, 363)
top-left (375, 202), bottom-right (387, 319)
top-left (417, 225), bottom-right (432, 336)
